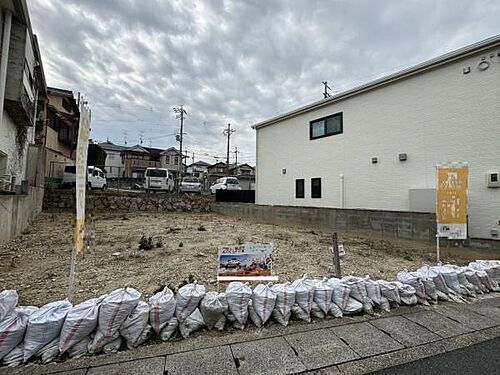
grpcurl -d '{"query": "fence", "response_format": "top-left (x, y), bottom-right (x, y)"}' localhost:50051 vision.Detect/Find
top-left (215, 189), bottom-right (255, 203)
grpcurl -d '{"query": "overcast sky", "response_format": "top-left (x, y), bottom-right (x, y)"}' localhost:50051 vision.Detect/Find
top-left (28, 0), bottom-right (499, 165)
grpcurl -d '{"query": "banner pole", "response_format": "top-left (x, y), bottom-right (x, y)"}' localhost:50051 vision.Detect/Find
top-left (436, 234), bottom-right (440, 264)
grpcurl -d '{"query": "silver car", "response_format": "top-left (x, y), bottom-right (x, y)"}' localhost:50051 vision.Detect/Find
top-left (180, 177), bottom-right (202, 193)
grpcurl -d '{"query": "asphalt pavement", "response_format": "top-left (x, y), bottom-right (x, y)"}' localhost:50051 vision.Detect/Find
top-left (371, 336), bottom-right (500, 375)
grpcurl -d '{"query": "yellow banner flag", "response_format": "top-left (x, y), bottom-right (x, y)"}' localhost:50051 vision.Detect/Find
top-left (436, 164), bottom-right (468, 239)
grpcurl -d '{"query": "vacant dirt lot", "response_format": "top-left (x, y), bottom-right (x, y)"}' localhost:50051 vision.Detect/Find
top-left (0, 210), bottom-right (483, 306)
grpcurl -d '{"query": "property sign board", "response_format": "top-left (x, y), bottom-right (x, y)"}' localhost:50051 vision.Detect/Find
top-left (217, 243), bottom-right (275, 281)
top-left (436, 163), bottom-right (469, 239)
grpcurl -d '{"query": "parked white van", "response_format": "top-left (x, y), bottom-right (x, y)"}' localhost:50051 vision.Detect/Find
top-left (62, 165), bottom-right (107, 190)
top-left (144, 168), bottom-right (174, 193)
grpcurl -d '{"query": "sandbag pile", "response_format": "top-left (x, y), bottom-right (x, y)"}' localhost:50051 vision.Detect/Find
top-left (1, 259), bottom-right (499, 368)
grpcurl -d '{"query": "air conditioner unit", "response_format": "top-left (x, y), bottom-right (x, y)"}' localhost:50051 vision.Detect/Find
top-left (486, 172), bottom-right (500, 188)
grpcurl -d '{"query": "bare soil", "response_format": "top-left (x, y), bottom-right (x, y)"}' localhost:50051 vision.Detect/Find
top-left (0, 211), bottom-right (484, 307)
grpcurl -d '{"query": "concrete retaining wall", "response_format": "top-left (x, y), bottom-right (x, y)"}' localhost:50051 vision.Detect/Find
top-left (43, 190), bottom-right (213, 212)
top-left (213, 202), bottom-right (436, 241)
top-left (0, 187), bottom-right (44, 244)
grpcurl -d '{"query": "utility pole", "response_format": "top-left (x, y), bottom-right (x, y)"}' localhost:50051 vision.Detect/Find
top-left (173, 105), bottom-right (187, 192)
top-left (322, 81), bottom-right (332, 98)
top-left (223, 123), bottom-right (235, 175)
top-left (192, 152), bottom-right (195, 164)
top-left (139, 131), bottom-right (144, 145)
top-left (122, 130), bottom-right (128, 145)
top-left (233, 146), bottom-right (240, 165)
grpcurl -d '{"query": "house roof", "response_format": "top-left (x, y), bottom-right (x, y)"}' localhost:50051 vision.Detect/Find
top-left (252, 33), bottom-right (500, 130)
top-left (187, 160), bottom-right (211, 168)
top-left (209, 162), bottom-right (226, 168)
top-left (98, 141), bottom-right (128, 152)
top-left (159, 147), bottom-right (180, 155)
top-left (143, 146), bottom-right (163, 156)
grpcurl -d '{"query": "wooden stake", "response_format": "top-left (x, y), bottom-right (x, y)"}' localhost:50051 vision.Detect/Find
top-left (332, 233), bottom-right (342, 278)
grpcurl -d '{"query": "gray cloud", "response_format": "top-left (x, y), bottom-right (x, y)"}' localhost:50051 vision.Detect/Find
top-left (28, 0), bottom-right (500, 164)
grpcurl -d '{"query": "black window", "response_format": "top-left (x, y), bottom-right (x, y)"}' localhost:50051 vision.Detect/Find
top-left (295, 179), bottom-right (304, 198)
top-left (309, 112), bottom-right (343, 140)
top-left (311, 178), bottom-right (321, 198)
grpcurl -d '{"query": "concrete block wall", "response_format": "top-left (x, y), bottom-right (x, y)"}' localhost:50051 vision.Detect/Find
top-left (0, 186), bottom-right (44, 244)
top-left (213, 202), bottom-right (437, 241)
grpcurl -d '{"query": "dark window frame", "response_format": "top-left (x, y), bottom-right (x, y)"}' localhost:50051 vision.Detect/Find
top-left (295, 179), bottom-right (305, 198)
top-left (309, 112), bottom-right (343, 140)
top-left (311, 177), bottom-right (322, 198)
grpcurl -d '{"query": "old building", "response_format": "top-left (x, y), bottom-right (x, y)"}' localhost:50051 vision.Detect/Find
top-left (98, 140), bottom-right (127, 179)
top-left (159, 147), bottom-right (185, 180)
top-left (253, 34), bottom-right (500, 242)
top-left (186, 160), bottom-right (210, 178)
top-left (0, 0), bottom-right (47, 243)
top-left (44, 87), bottom-right (79, 183)
top-left (229, 163), bottom-right (255, 190)
top-left (121, 145), bottom-right (161, 179)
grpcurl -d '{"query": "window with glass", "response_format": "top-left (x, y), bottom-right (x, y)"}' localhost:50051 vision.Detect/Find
top-left (309, 112), bottom-right (343, 140)
top-left (311, 178), bottom-right (321, 198)
top-left (296, 179), bottom-right (304, 198)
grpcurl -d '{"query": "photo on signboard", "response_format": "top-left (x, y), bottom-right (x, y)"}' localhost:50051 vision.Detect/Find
top-left (218, 243), bottom-right (273, 277)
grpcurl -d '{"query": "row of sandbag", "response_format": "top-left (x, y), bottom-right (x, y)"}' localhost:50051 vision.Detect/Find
top-left (1, 260), bottom-right (499, 367)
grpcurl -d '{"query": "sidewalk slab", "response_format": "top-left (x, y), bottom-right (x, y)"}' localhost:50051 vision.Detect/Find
top-left (461, 303), bottom-right (500, 325)
top-left (405, 310), bottom-right (473, 338)
top-left (369, 316), bottom-right (440, 347)
top-left (331, 322), bottom-right (404, 357)
top-left (231, 336), bottom-right (307, 375)
top-left (285, 328), bottom-right (359, 370)
top-left (51, 371), bottom-right (87, 375)
top-left (433, 304), bottom-right (499, 330)
top-left (164, 345), bottom-right (237, 375)
top-left (87, 357), bottom-right (164, 375)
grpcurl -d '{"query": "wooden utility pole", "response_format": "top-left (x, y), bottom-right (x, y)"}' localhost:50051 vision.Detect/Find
top-left (331, 232), bottom-right (342, 277)
top-left (223, 123), bottom-right (235, 175)
top-left (233, 146), bottom-right (240, 166)
top-left (173, 105), bottom-right (187, 192)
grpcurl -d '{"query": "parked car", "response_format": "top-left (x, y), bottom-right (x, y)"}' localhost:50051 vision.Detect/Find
top-left (180, 177), bottom-right (202, 193)
top-left (210, 177), bottom-right (241, 194)
top-left (144, 167), bottom-right (174, 193)
top-left (62, 165), bottom-right (107, 191)
top-left (87, 166), bottom-right (107, 190)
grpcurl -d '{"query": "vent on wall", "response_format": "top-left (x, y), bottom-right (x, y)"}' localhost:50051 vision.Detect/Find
top-left (487, 172), bottom-right (500, 188)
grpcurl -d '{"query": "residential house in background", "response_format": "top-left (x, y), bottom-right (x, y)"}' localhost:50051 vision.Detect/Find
top-left (186, 160), bottom-right (210, 178)
top-left (98, 140), bottom-right (127, 178)
top-left (0, 0), bottom-right (47, 243)
top-left (159, 147), bottom-right (185, 180)
top-left (121, 145), bottom-right (161, 179)
top-left (229, 163), bottom-right (255, 190)
top-left (43, 86), bottom-right (79, 183)
top-left (207, 161), bottom-right (227, 185)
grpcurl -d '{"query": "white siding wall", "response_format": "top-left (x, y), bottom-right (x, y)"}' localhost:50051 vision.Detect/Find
top-left (104, 150), bottom-right (124, 178)
top-left (0, 110), bottom-right (27, 180)
top-left (256, 47), bottom-right (500, 240)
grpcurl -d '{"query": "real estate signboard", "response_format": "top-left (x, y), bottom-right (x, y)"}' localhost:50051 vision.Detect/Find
top-left (436, 163), bottom-right (469, 239)
top-left (217, 243), bottom-right (276, 281)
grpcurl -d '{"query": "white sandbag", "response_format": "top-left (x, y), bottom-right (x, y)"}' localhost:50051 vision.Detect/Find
top-left (343, 297), bottom-right (363, 315)
top-left (148, 286), bottom-right (176, 335)
top-left (420, 278), bottom-right (438, 304)
top-left (328, 302), bottom-right (343, 318)
top-left (0, 306), bottom-right (37, 361)
top-left (178, 308), bottom-right (205, 338)
top-left (38, 337), bottom-right (59, 364)
top-left (342, 276), bottom-right (373, 314)
top-left (88, 287), bottom-right (140, 354)
top-left (363, 277), bottom-right (382, 305)
top-left (224, 311), bottom-right (245, 330)
top-left (327, 278), bottom-right (351, 311)
top-left (159, 317), bottom-right (178, 341)
top-left (199, 292), bottom-right (228, 330)
top-left (312, 279), bottom-right (333, 314)
top-left (0, 290), bottom-right (18, 322)
top-left (102, 336), bottom-right (122, 354)
top-left (465, 268), bottom-right (489, 293)
top-left (390, 282), bottom-right (417, 305)
top-left (251, 284), bottom-right (277, 325)
top-left (67, 337), bottom-right (90, 359)
top-left (291, 276), bottom-right (315, 314)
top-left (59, 295), bottom-right (105, 354)
top-left (470, 261), bottom-right (500, 282)
top-left (377, 280), bottom-right (400, 307)
top-left (226, 282), bottom-right (252, 326)
top-left (291, 303), bottom-right (311, 322)
top-left (444, 265), bottom-right (477, 297)
top-left (271, 283), bottom-right (295, 326)
top-left (379, 296), bottom-right (391, 312)
top-left (397, 271), bottom-right (429, 305)
top-left (311, 301), bottom-right (326, 319)
top-left (23, 300), bottom-right (72, 362)
top-left (119, 301), bottom-right (150, 349)
top-left (435, 266), bottom-right (461, 294)
top-left (248, 300), bottom-right (263, 327)
top-left (175, 283), bottom-right (206, 323)
top-left (1, 344), bottom-right (23, 367)
top-left (419, 266), bottom-right (454, 296)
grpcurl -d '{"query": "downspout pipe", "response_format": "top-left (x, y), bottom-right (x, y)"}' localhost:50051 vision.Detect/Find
top-left (339, 174), bottom-right (345, 208)
top-left (0, 10), bottom-right (12, 126)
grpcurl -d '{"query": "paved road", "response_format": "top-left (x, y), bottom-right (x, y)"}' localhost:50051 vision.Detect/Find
top-left (371, 336), bottom-right (500, 375)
